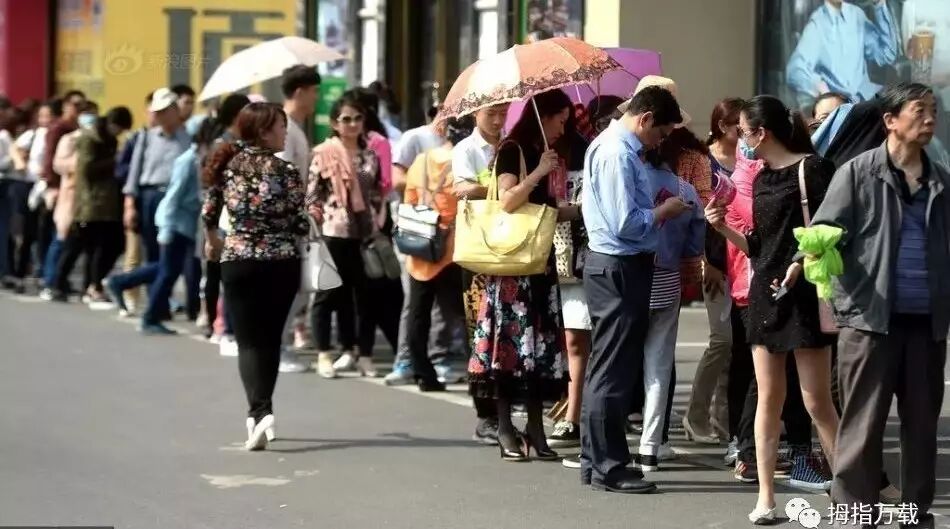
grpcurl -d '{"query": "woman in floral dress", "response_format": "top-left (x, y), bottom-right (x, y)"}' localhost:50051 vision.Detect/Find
top-left (468, 89), bottom-right (577, 461)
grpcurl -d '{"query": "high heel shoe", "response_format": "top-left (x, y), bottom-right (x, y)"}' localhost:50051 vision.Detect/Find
top-left (523, 431), bottom-right (560, 461)
top-left (497, 435), bottom-right (529, 462)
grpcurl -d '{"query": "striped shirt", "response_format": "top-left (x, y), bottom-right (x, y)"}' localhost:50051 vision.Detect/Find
top-left (650, 267), bottom-right (681, 310)
top-left (893, 186), bottom-right (930, 314)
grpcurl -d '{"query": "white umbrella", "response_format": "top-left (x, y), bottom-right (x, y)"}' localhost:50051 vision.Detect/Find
top-left (198, 36), bottom-right (345, 101)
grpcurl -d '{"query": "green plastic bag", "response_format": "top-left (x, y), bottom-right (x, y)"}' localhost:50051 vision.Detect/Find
top-left (793, 225), bottom-right (844, 300)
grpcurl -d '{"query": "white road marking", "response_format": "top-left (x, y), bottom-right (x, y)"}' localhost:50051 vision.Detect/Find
top-left (200, 474), bottom-right (291, 489)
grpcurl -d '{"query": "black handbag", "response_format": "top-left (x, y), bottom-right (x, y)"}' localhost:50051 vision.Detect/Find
top-left (393, 154), bottom-right (450, 262)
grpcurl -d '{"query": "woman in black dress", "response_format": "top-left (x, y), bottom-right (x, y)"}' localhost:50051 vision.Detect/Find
top-left (705, 96), bottom-right (839, 524)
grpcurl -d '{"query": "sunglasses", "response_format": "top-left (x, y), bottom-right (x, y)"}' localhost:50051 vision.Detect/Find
top-left (336, 114), bottom-right (364, 125)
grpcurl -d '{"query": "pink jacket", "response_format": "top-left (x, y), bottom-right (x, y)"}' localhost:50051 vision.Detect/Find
top-left (725, 146), bottom-right (764, 307)
top-left (366, 131), bottom-right (393, 195)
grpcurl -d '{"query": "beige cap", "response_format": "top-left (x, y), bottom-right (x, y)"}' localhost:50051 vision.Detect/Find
top-left (617, 75), bottom-right (692, 128)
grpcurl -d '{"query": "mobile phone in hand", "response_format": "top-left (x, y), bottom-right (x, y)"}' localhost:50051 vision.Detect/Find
top-left (772, 284), bottom-right (789, 301)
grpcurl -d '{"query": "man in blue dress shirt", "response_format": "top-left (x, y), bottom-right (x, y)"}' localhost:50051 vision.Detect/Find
top-left (580, 86), bottom-right (690, 494)
top-left (786, 0), bottom-right (898, 105)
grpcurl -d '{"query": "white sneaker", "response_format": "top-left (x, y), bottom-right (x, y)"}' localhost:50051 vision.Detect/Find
top-left (219, 336), bottom-right (238, 357)
top-left (245, 414), bottom-right (274, 451)
top-left (747, 506), bottom-right (776, 525)
top-left (657, 443), bottom-right (676, 461)
top-left (356, 356), bottom-right (378, 377)
top-left (278, 348), bottom-right (311, 373)
top-left (317, 352), bottom-right (337, 379)
top-left (880, 484), bottom-right (902, 504)
top-left (724, 436), bottom-right (739, 466)
top-left (333, 352), bottom-right (356, 372)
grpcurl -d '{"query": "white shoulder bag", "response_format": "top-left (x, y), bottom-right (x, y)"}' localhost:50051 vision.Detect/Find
top-left (301, 216), bottom-right (343, 293)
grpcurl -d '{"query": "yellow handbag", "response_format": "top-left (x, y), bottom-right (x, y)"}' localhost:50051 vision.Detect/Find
top-left (453, 143), bottom-right (558, 276)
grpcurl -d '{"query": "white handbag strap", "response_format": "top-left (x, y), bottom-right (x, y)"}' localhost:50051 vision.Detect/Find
top-left (797, 156), bottom-right (812, 226)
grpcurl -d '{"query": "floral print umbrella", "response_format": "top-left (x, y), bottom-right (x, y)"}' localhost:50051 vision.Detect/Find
top-left (436, 37), bottom-right (622, 120)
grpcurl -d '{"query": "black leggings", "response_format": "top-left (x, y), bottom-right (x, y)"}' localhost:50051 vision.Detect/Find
top-left (222, 258), bottom-right (300, 422)
top-left (360, 276), bottom-right (402, 358)
top-left (311, 236), bottom-right (364, 352)
top-left (55, 221), bottom-right (123, 293)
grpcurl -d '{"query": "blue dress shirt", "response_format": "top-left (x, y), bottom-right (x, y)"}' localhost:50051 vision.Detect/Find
top-left (786, 1), bottom-right (897, 102)
top-left (582, 120), bottom-right (657, 256)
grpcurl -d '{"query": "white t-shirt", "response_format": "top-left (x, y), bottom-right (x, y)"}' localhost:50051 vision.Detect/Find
top-left (0, 129), bottom-right (13, 179)
top-left (393, 125), bottom-right (442, 168)
top-left (277, 117), bottom-right (311, 185)
top-left (451, 128), bottom-right (496, 184)
top-left (15, 128), bottom-right (48, 182)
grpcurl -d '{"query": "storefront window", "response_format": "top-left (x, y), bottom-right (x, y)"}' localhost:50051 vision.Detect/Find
top-left (758, 0), bottom-right (950, 167)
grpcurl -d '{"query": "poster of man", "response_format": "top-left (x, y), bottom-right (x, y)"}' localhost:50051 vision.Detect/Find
top-left (759, 0), bottom-right (950, 168)
top-left (523, 0), bottom-right (583, 43)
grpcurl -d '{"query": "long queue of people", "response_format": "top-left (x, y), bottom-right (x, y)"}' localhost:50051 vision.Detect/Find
top-left (0, 66), bottom-right (945, 527)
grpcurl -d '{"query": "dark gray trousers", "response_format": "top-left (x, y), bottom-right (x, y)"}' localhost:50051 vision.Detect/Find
top-left (832, 315), bottom-right (946, 527)
top-left (580, 251), bottom-right (653, 483)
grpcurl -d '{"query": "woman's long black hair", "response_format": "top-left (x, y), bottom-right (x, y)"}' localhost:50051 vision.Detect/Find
top-left (742, 95), bottom-right (815, 155)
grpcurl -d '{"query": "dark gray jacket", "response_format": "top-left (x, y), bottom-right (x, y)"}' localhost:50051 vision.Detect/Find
top-left (812, 142), bottom-right (950, 340)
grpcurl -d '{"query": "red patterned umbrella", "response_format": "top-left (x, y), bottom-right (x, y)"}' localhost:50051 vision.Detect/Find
top-left (436, 37), bottom-right (621, 121)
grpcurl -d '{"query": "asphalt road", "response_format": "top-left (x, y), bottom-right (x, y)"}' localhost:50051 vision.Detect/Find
top-left (1, 291), bottom-right (948, 529)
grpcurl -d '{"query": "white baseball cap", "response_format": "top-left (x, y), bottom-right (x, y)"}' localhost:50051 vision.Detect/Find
top-left (149, 87), bottom-right (178, 113)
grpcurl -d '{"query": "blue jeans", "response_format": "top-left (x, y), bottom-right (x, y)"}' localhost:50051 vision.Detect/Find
top-left (142, 233), bottom-right (193, 325)
top-left (43, 238), bottom-right (63, 288)
top-left (137, 186), bottom-right (165, 264)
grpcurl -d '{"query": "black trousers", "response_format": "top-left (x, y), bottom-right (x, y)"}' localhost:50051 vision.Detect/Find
top-left (407, 264), bottom-right (465, 383)
top-left (55, 221), bottom-right (123, 294)
top-left (7, 180), bottom-right (38, 279)
top-left (581, 251), bottom-right (654, 482)
top-left (222, 258), bottom-right (300, 422)
top-left (461, 268), bottom-right (497, 420)
top-left (730, 307), bottom-right (812, 463)
top-left (203, 259), bottom-right (222, 330)
top-left (311, 236), bottom-right (364, 352)
top-left (361, 276), bottom-right (402, 357)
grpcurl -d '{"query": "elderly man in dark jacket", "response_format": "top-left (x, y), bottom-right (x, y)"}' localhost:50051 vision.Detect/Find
top-left (813, 83), bottom-right (950, 529)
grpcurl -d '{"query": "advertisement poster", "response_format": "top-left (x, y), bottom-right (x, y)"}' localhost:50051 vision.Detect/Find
top-left (56, 0), bottom-right (296, 113)
top-left (521, 0), bottom-right (583, 43)
top-left (316, 0), bottom-right (351, 79)
top-left (759, 0), bottom-right (950, 167)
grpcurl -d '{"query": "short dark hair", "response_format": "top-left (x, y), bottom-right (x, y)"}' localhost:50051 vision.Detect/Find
top-left (63, 90), bottom-right (86, 102)
top-left (0, 96), bottom-right (11, 110)
top-left (812, 91), bottom-right (849, 116)
top-left (171, 84), bottom-right (196, 98)
top-left (145, 91), bottom-right (154, 104)
top-left (106, 106), bottom-right (133, 130)
top-left (879, 82), bottom-right (934, 116)
top-left (218, 93), bottom-right (251, 129)
top-left (281, 65), bottom-right (322, 98)
top-left (48, 98), bottom-right (64, 117)
top-left (626, 86), bottom-right (683, 127)
top-left (82, 100), bottom-right (99, 114)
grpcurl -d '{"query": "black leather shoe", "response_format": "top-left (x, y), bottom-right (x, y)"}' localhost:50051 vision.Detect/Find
top-left (417, 379), bottom-right (446, 392)
top-left (591, 470), bottom-right (657, 494)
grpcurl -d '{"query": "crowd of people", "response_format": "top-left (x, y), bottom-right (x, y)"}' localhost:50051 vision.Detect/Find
top-left (0, 62), bottom-right (946, 527)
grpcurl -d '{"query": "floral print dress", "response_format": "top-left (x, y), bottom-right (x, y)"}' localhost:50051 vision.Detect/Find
top-left (467, 142), bottom-right (568, 402)
top-left (201, 145), bottom-right (309, 262)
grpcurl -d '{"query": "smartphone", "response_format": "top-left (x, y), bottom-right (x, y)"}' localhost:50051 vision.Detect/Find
top-left (772, 284), bottom-right (789, 301)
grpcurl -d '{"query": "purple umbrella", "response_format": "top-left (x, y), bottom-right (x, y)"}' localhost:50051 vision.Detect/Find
top-left (504, 47), bottom-right (663, 131)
